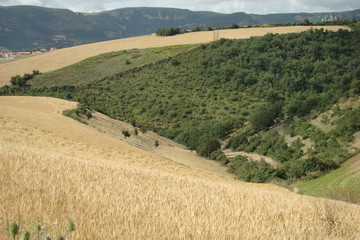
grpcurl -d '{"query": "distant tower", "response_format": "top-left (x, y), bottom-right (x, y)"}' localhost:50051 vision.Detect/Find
top-left (213, 30), bottom-right (220, 41)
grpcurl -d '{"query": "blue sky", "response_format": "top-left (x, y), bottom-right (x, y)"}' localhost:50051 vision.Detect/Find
top-left (1, 0), bottom-right (359, 14)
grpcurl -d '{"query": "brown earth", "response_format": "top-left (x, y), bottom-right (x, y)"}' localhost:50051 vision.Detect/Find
top-left (0, 26), bottom-right (350, 87)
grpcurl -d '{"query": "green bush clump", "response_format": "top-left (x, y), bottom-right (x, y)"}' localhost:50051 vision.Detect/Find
top-left (62, 104), bottom-right (92, 124)
top-left (196, 138), bottom-right (221, 158)
top-left (122, 130), bottom-right (131, 138)
top-left (133, 128), bottom-right (138, 135)
top-left (9, 70), bottom-right (40, 87)
top-left (156, 28), bottom-right (183, 36)
top-left (228, 156), bottom-right (281, 183)
top-left (210, 150), bottom-right (229, 165)
top-left (4, 217), bottom-right (75, 240)
top-left (249, 102), bottom-right (280, 131)
top-left (331, 107), bottom-right (360, 142)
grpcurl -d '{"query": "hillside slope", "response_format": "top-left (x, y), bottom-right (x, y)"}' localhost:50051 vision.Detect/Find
top-left (4, 26), bottom-right (358, 190)
top-left (0, 5), bottom-right (359, 50)
top-left (85, 110), bottom-right (232, 178)
top-left (0, 25), bottom-right (349, 87)
top-left (299, 151), bottom-right (360, 201)
top-left (298, 99), bottom-right (360, 201)
top-left (1, 96), bottom-right (360, 239)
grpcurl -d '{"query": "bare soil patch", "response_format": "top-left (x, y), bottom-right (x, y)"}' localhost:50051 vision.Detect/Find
top-left (338, 97), bottom-right (360, 109)
top-left (310, 109), bottom-right (338, 133)
top-left (283, 134), bottom-right (315, 153)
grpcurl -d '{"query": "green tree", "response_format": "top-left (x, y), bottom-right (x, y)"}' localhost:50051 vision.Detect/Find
top-left (122, 130), bottom-right (131, 138)
top-left (230, 23), bottom-right (239, 29)
top-left (191, 26), bottom-right (201, 32)
top-left (10, 75), bottom-right (27, 87)
top-left (249, 103), bottom-right (278, 131)
top-left (156, 28), bottom-right (182, 36)
top-left (196, 138), bottom-right (221, 158)
top-left (303, 18), bottom-right (311, 25)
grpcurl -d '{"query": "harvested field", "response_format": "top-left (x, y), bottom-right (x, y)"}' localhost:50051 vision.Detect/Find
top-left (0, 26), bottom-right (350, 87)
top-left (1, 96), bottom-right (360, 239)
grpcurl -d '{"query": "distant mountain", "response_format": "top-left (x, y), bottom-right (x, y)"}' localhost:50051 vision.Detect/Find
top-left (1, 5), bottom-right (359, 50)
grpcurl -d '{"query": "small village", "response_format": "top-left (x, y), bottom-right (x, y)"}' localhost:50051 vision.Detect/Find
top-left (0, 48), bottom-right (57, 60)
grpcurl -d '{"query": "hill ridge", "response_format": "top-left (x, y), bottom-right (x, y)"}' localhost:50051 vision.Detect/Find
top-left (0, 5), bottom-right (359, 50)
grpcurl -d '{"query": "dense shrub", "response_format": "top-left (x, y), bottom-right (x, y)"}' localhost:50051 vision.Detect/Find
top-left (228, 156), bottom-right (280, 183)
top-left (331, 108), bottom-right (360, 142)
top-left (9, 70), bottom-right (40, 87)
top-left (156, 28), bottom-right (183, 36)
top-left (62, 104), bottom-right (92, 124)
top-left (196, 138), bottom-right (221, 158)
top-left (210, 149), bottom-right (229, 165)
top-left (249, 103), bottom-right (279, 130)
top-left (122, 130), bottom-right (131, 138)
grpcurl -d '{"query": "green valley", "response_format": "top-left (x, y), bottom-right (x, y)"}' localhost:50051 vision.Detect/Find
top-left (2, 25), bottom-right (360, 202)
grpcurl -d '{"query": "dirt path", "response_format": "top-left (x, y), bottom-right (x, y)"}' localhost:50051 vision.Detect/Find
top-left (0, 26), bottom-right (349, 87)
top-left (223, 149), bottom-right (280, 167)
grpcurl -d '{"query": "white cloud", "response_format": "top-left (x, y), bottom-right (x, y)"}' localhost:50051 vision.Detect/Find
top-left (0, 0), bottom-right (359, 13)
top-left (1, 0), bottom-right (41, 5)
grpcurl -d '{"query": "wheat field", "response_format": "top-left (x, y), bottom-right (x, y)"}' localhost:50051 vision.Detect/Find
top-left (0, 26), bottom-right (350, 87)
top-left (0, 96), bottom-right (360, 239)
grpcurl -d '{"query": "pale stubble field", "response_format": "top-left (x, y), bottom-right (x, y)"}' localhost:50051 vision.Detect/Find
top-left (0, 96), bottom-right (360, 239)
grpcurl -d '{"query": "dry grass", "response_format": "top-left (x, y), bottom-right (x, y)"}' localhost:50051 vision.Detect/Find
top-left (0, 26), bottom-right (350, 87)
top-left (86, 111), bottom-right (232, 178)
top-left (1, 96), bottom-right (360, 239)
top-left (328, 187), bottom-right (360, 205)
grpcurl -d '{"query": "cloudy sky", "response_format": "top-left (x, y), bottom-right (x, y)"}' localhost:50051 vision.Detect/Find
top-left (1, 0), bottom-right (359, 14)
